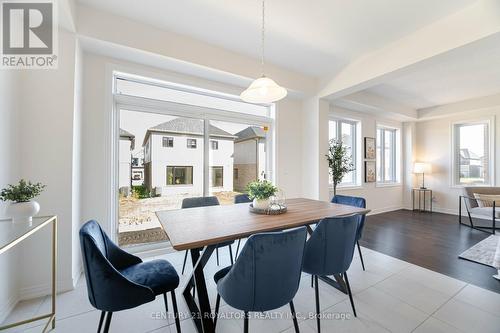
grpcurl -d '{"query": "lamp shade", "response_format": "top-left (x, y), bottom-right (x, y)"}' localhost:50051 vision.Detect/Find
top-left (240, 76), bottom-right (287, 103)
top-left (413, 162), bottom-right (431, 174)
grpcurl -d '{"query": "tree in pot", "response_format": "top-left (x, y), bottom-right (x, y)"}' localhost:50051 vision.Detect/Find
top-left (246, 179), bottom-right (278, 210)
top-left (0, 179), bottom-right (46, 223)
top-left (326, 139), bottom-right (355, 197)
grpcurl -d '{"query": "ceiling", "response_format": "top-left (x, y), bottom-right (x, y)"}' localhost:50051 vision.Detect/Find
top-left (366, 33), bottom-right (500, 110)
top-left (77, 0), bottom-right (475, 78)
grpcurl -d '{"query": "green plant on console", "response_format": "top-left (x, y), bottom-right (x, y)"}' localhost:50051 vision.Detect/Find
top-left (0, 179), bottom-right (46, 203)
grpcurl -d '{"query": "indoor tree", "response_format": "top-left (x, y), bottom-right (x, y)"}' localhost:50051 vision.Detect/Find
top-left (326, 139), bottom-right (355, 196)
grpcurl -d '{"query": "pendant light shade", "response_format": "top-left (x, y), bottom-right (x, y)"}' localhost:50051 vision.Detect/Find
top-left (240, 76), bottom-right (287, 103)
top-left (241, 0), bottom-right (287, 104)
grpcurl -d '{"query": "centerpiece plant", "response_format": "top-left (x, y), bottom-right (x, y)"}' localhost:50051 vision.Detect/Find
top-left (246, 179), bottom-right (278, 210)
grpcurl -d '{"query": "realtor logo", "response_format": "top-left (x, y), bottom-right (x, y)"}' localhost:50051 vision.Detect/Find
top-left (1, 0), bottom-right (57, 68)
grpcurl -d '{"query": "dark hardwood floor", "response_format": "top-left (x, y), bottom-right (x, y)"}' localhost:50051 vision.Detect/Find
top-left (360, 209), bottom-right (500, 293)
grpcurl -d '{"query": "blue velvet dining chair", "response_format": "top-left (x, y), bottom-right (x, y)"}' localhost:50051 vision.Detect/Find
top-left (180, 196), bottom-right (234, 274)
top-left (303, 215), bottom-right (359, 333)
top-left (233, 194), bottom-right (252, 257)
top-left (79, 220), bottom-right (181, 333)
top-left (213, 227), bottom-right (307, 333)
top-left (331, 194), bottom-right (367, 270)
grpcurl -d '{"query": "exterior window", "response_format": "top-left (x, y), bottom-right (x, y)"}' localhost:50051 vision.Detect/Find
top-left (131, 158), bottom-right (139, 166)
top-left (211, 140), bottom-right (218, 150)
top-left (211, 166), bottom-right (223, 187)
top-left (328, 119), bottom-right (358, 185)
top-left (376, 127), bottom-right (398, 183)
top-left (162, 136), bottom-right (174, 147)
top-left (453, 121), bottom-right (491, 185)
top-left (234, 168), bottom-right (239, 180)
top-left (166, 166), bottom-right (193, 185)
top-left (186, 138), bottom-right (197, 149)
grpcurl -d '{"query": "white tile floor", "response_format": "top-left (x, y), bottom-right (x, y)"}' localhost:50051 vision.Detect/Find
top-left (2, 245), bottom-right (500, 333)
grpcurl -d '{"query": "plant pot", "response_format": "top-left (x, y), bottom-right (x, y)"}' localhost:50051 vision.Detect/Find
top-left (253, 198), bottom-right (270, 210)
top-left (5, 201), bottom-right (40, 224)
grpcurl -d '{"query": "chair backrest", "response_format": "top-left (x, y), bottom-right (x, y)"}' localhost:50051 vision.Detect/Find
top-left (181, 196), bottom-right (220, 209)
top-left (302, 215), bottom-right (358, 276)
top-left (79, 220), bottom-right (154, 311)
top-left (217, 227), bottom-right (307, 312)
top-left (463, 187), bottom-right (500, 209)
top-left (331, 194), bottom-right (366, 240)
top-left (234, 193), bottom-right (252, 204)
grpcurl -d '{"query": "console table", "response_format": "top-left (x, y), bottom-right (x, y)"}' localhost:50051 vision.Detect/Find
top-left (412, 188), bottom-right (432, 212)
top-left (0, 216), bottom-right (57, 332)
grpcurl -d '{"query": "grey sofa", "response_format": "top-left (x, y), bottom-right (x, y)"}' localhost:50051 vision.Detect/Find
top-left (459, 186), bottom-right (500, 234)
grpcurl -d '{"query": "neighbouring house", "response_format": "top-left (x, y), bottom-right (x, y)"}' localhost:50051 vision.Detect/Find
top-left (143, 118), bottom-right (236, 196)
top-left (119, 128), bottom-right (135, 195)
top-left (233, 126), bottom-right (267, 192)
top-left (131, 149), bottom-right (145, 186)
top-left (459, 148), bottom-right (485, 180)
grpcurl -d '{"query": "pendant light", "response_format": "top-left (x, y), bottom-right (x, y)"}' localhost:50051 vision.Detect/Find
top-left (240, 0), bottom-right (287, 104)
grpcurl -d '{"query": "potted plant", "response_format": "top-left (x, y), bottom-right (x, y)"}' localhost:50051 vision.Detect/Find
top-left (326, 139), bottom-right (355, 197)
top-left (246, 179), bottom-right (278, 210)
top-left (0, 179), bottom-right (46, 223)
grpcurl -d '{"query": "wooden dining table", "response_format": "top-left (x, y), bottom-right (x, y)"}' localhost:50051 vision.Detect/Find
top-left (157, 197), bottom-right (370, 333)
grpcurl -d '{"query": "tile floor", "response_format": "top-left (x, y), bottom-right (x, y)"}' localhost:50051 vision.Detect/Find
top-left (2, 244), bottom-right (500, 333)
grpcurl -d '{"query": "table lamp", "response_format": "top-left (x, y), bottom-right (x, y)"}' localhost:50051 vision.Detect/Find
top-left (414, 162), bottom-right (431, 189)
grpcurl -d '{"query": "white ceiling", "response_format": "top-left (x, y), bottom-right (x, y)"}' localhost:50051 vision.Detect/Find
top-left (366, 33), bottom-right (500, 110)
top-left (77, 0), bottom-right (474, 78)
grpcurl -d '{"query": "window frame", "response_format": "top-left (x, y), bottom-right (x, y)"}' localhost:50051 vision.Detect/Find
top-left (210, 140), bottom-right (218, 150)
top-left (162, 136), bottom-right (174, 148)
top-left (166, 166), bottom-right (194, 186)
top-left (210, 166), bottom-right (224, 187)
top-left (186, 138), bottom-right (197, 149)
top-left (451, 117), bottom-right (495, 187)
top-left (328, 117), bottom-right (360, 187)
top-left (376, 126), bottom-right (400, 185)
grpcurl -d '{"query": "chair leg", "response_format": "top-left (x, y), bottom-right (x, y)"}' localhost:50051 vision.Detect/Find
top-left (182, 250), bottom-right (188, 274)
top-left (171, 291), bottom-right (181, 333)
top-left (357, 241), bottom-right (365, 271)
top-left (216, 248), bottom-right (220, 266)
top-left (229, 244), bottom-right (234, 265)
top-left (235, 239), bottom-right (241, 258)
top-left (314, 275), bottom-right (320, 333)
top-left (289, 301), bottom-right (300, 333)
top-left (163, 293), bottom-right (168, 311)
top-left (103, 312), bottom-right (113, 333)
top-left (214, 294), bottom-right (221, 329)
top-left (344, 272), bottom-right (357, 317)
top-left (244, 311), bottom-right (249, 333)
top-left (97, 311), bottom-right (105, 333)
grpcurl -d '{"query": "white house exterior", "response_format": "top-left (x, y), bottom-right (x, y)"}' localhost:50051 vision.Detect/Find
top-left (119, 129), bottom-right (135, 193)
top-left (131, 149), bottom-right (145, 186)
top-left (233, 127), bottom-right (267, 192)
top-left (143, 118), bottom-right (236, 196)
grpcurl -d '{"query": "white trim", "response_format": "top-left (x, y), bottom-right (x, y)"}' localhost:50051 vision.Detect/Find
top-left (0, 294), bottom-right (18, 324)
top-left (375, 182), bottom-right (402, 188)
top-left (366, 206), bottom-right (404, 216)
top-left (450, 116), bottom-right (496, 188)
top-left (19, 278), bottom-right (76, 301)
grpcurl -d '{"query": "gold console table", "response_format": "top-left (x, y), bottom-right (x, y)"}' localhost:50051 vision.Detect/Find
top-left (0, 216), bottom-right (57, 332)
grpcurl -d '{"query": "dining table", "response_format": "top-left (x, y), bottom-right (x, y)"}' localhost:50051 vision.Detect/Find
top-left (157, 197), bottom-right (370, 333)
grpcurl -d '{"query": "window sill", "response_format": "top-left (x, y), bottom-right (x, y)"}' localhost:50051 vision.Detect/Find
top-left (329, 185), bottom-right (364, 191)
top-left (375, 182), bottom-right (402, 188)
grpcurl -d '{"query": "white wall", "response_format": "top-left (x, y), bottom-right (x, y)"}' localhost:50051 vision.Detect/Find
top-left (119, 139), bottom-right (132, 188)
top-left (415, 107), bottom-right (500, 214)
top-left (331, 107), bottom-right (405, 214)
top-left (0, 70), bottom-right (21, 322)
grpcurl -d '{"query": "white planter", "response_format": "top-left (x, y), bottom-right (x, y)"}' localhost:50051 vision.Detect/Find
top-left (5, 201), bottom-right (40, 224)
top-left (253, 198), bottom-right (270, 210)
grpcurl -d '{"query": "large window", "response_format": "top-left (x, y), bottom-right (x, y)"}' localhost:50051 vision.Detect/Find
top-left (166, 166), bottom-right (193, 185)
top-left (162, 136), bottom-right (174, 147)
top-left (376, 127), bottom-right (398, 183)
top-left (328, 119), bottom-right (358, 186)
top-left (211, 166), bottom-right (224, 187)
top-left (453, 120), bottom-right (492, 186)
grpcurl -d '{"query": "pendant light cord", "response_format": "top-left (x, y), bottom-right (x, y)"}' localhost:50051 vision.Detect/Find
top-left (261, 0), bottom-right (265, 77)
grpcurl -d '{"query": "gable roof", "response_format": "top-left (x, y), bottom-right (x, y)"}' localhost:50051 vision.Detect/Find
top-left (234, 126), bottom-right (266, 143)
top-left (143, 118), bottom-right (236, 146)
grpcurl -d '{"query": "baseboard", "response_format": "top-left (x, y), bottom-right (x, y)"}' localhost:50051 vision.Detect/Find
top-left (0, 294), bottom-right (19, 324)
top-left (367, 206), bottom-right (404, 216)
top-left (19, 277), bottom-right (75, 301)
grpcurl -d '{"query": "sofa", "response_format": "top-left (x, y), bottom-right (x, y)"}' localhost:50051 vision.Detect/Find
top-left (459, 186), bottom-right (500, 234)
